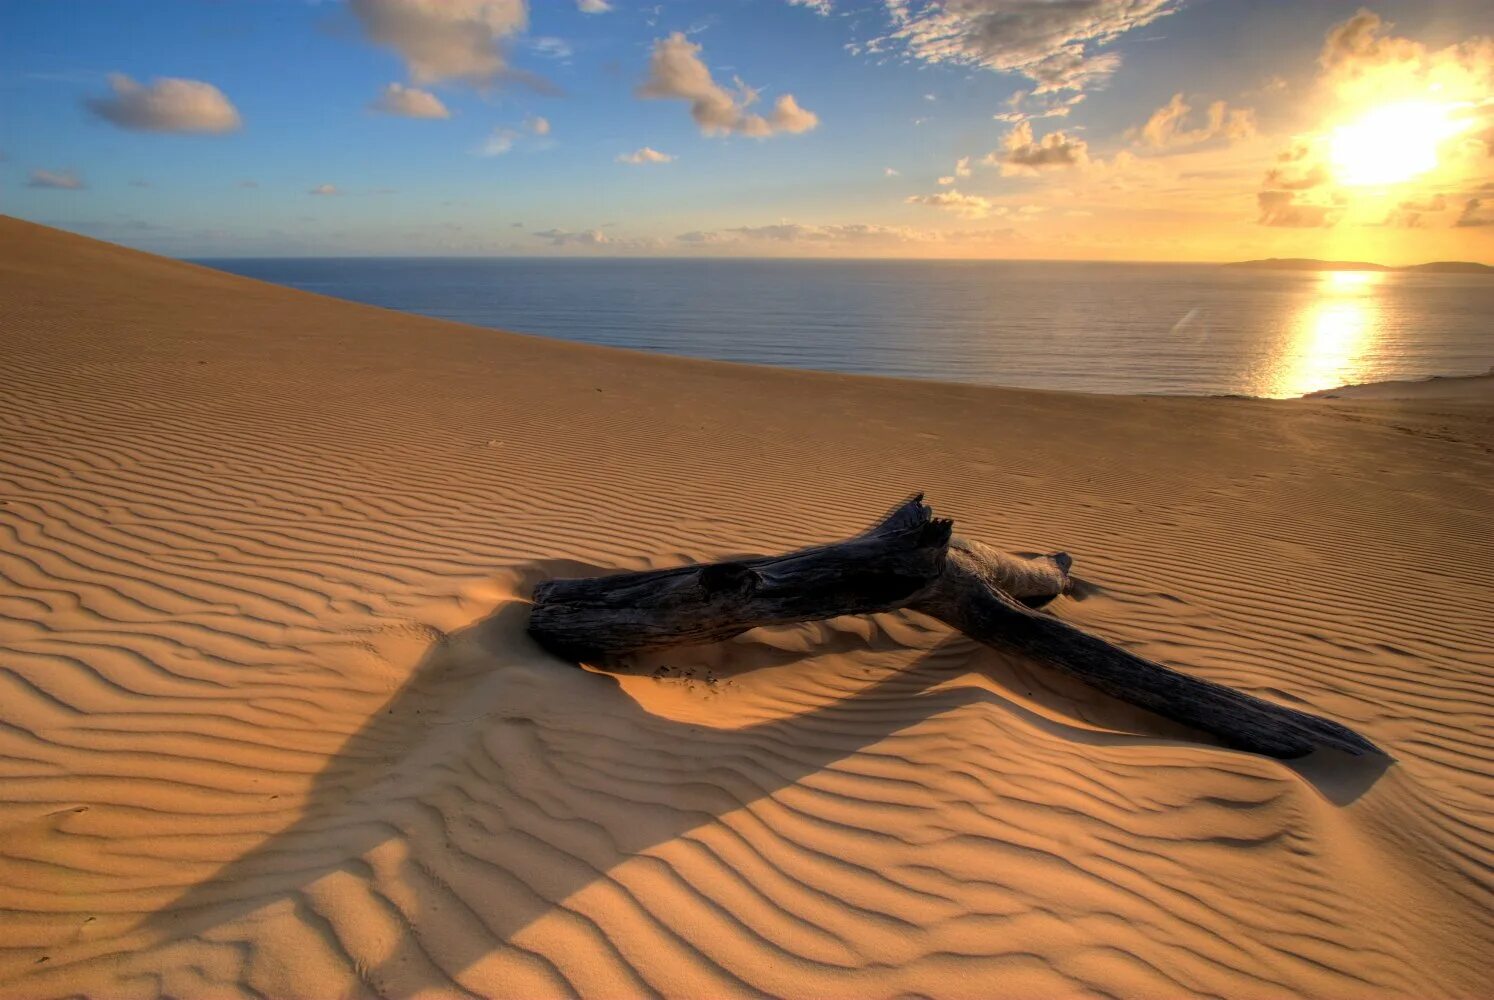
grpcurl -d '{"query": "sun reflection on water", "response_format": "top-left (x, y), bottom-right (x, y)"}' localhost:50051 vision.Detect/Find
top-left (1268, 270), bottom-right (1381, 397)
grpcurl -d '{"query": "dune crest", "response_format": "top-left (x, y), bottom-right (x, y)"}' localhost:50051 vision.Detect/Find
top-left (1, 216), bottom-right (1490, 998)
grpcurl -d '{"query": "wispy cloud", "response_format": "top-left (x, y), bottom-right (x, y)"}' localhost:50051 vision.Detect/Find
top-left (27, 169), bottom-right (85, 190)
top-left (1132, 93), bottom-right (1255, 149)
top-left (905, 189), bottom-right (996, 218)
top-left (481, 127), bottom-right (520, 155)
top-left (617, 146), bottom-right (674, 164)
top-left (879, 0), bottom-right (1181, 94)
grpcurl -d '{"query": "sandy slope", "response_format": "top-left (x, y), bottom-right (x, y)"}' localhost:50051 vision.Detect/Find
top-left (0, 215), bottom-right (1490, 999)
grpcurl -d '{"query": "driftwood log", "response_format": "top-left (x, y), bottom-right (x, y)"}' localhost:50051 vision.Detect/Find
top-left (528, 496), bottom-right (1381, 760)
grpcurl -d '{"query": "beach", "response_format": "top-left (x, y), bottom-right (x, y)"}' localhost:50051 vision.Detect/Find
top-left (2, 214), bottom-right (1491, 997)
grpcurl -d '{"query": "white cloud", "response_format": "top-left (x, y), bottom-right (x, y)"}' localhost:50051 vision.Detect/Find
top-left (1134, 93), bottom-right (1255, 148)
top-left (534, 227), bottom-right (608, 246)
top-left (994, 90), bottom-right (1084, 123)
top-left (530, 37), bottom-right (573, 60)
top-left (880, 0), bottom-right (1181, 93)
top-left (525, 114), bottom-right (550, 135)
top-left (577, 0), bottom-right (612, 11)
top-left (637, 33), bottom-right (820, 137)
top-left (937, 175), bottom-right (955, 185)
top-left (617, 146), bottom-right (674, 164)
top-left (727, 223), bottom-right (917, 241)
top-left (989, 120), bottom-right (1091, 174)
top-left (675, 222), bottom-right (1020, 248)
top-left (788, 0), bottom-right (833, 15)
top-left (884, 166), bottom-right (900, 176)
top-left (309, 183), bottom-right (340, 196)
top-left (954, 155), bottom-right (972, 177)
top-left (85, 73), bottom-right (241, 133)
top-left (370, 82), bottom-right (451, 118)
top-left (27, 169), bottom-right (85, 190)
top-left (905, 189), bottom-right (998, 218)
top-left (349, 0), bottom-right (529, 86)
top-left (482, 127), bottom-right (520, 155)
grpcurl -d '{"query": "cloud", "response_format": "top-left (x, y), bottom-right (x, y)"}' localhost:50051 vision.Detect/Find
top-left (577, 0), bottom-right (612, 11)
top-left (1256, 190), bottom-right (1335, 227)
top-left (954, 155), bottom-right (972, 178)
top-left (309, 183), bottom-right (340, 196)
top-left (637, 33), bottom-right (820, 137)
top-left (530, 37), bottom-right (573, 60)
top-left (677, 230), bottom-right (732, 243)
top-left (788, 0), bottom-right (833, 14)
top-left (239, 179), bottom-right (260, 189)
top-left (349, 0), bottom-right (531, 87)
top-left (27, 169), bottom-right (85, 190)
top-left (880, 0), bottom-right (1181, 93)
top-left (84, 73), bottom-right (241, 133)
top-left (728, 223), bottom-right (918, 242)
top-left (1134, 93), bottom-right (1255, 148)
top-left (769, 94), bottom-right (820, 133)
top-left (1455, 197), bottom-right (1494, 227)
top-left (674, 222), bottom-right (1020, 248)
top-left (525, 114), bottom-right (550, 135)
top-left (1381, 193), bottom-right (1447, 227)
top-left (370, 82), bottom-right (451, 118)
top-left (482, 127), bottom-right (520, 155)
top-left (884, 166), bottom-right (900, 176)
top-left (1319, 9), bottom-right (1494, 107)
top-left (990, 120), bottom-right (1090, 174)
top-left (905, 189), bottom-right (997, 218)
top-left (993, 89), bottom-right (1086, 123)
top-left (617, 146), bottom-right (674, 164)
top-left (1263, 163), bottom-right (1329, 190)
top-left (533, 227), bottom-right (608, 246)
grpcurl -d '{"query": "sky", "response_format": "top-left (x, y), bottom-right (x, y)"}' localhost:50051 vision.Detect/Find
top-left (2, 0), bottom-right (1491, 262)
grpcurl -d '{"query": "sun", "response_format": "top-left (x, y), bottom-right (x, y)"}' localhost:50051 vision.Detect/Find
top-left (1328, 101), bottom-right (1465, 187)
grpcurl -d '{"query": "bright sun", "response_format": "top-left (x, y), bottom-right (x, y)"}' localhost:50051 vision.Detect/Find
top-left (1329, 101), bottom-right (1464, 186)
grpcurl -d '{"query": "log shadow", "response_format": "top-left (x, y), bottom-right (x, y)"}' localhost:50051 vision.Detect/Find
top-left (132, 562), bottom-right (1386, 994)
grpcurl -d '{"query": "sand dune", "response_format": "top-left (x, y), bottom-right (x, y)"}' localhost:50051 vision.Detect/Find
top-left (1, 215), bottom-right (1490, 998)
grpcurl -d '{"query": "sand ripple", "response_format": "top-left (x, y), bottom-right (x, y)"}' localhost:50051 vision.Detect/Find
top-left (1, 218), bottom-right (1490, 998)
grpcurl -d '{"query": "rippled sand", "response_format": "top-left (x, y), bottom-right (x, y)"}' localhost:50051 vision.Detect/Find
top-left (2, 216), bottom-right (1490, 998)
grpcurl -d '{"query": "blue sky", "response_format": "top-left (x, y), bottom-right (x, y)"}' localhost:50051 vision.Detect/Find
top-left (3, 0), bottom-right (1490, 260)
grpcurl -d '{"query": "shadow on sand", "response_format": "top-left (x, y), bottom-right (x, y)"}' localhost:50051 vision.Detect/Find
top-left (139, 560), bottom-right (1389, 994)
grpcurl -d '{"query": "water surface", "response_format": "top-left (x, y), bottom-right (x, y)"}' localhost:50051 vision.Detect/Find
top-left (197, 258), bottom-right (1493, 397)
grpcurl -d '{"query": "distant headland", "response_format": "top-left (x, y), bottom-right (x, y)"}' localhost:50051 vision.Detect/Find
top-left (1226, 258), bottom-right (1494, 274)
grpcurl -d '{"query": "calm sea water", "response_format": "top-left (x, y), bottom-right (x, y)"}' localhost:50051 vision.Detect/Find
top-left (195, 258), bottom-right (1493, 397)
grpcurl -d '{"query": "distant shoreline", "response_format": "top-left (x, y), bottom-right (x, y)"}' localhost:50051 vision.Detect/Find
top-left (1226, 257), bottom-right (1494, 274)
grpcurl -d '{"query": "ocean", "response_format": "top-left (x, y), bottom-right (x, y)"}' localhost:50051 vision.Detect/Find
top-left (195, 258), bottom-right (1493, 397)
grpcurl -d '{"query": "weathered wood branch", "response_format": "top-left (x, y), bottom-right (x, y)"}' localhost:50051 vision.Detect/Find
top-left (911, 541), bottom-right (1377, 759)
top-left (527, 495), bottom-right (1382, 759)
top-left (528, 497), bottom-right (956, 662)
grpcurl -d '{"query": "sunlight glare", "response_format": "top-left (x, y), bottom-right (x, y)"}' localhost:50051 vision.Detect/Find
top-left (1268, 271), bottom-right (1380, 397)
top-left (1329, 101), bottom-right (1464, 186)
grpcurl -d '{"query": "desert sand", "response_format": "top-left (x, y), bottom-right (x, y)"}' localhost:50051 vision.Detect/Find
top-left (1, 214), bottom-right (1490, 999)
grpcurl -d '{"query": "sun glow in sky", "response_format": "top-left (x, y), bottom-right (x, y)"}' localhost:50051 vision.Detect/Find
top-left (2, 0), bottom-right (1490, 261)
top-left (1329, 102), bottom-right (1469, 186)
